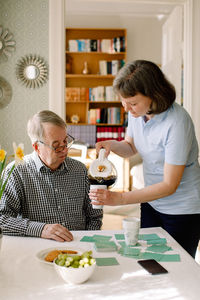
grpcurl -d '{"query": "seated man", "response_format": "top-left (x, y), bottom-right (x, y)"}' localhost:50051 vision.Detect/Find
top-left (0, 110), bottom-right (103, 242)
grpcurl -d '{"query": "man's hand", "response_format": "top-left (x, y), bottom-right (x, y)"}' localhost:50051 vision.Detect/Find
top-left (41, 224), bottom-right (73, 242)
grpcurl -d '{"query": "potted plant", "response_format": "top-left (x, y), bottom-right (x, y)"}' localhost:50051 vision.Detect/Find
top-left (0, 143), bottom-right (24, 249)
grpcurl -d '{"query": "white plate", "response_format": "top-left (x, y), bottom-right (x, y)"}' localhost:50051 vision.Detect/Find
top-left (35, 246), bottom-right (84, 265)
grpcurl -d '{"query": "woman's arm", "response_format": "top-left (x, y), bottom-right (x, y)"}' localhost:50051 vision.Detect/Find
top-left (96, 135), bottom-right (137, 158)
top-left (89, 163), bottom-right (185, 206)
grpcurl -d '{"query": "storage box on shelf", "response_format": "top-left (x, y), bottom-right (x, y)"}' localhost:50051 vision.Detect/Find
top-left (65, 28), bottom-right (127, 147)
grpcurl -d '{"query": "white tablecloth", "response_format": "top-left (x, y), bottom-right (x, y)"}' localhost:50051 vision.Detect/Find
top-left (0, 227), bottom-right (200, 300)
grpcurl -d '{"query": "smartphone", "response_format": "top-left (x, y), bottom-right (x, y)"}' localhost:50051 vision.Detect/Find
top-left (137, 259), bottom-right (168, 275)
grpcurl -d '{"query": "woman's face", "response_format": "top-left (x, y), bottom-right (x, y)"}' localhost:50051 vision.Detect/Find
top-left (121, 93), bottom-right (153, 119)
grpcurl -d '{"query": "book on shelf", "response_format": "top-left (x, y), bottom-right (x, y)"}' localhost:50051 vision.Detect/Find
top-left (89, 86), bottom-right (118, 102)
top-left (68, 36), bottom-right (126, 53)
top-left (88, 107), bottom-right (121, 124)
top-left (66, 87), bottom-right (89, 102)
top-left (66, 86), bottom-right (119, 102)
top-left (99, 60), bottom-right (125, 75)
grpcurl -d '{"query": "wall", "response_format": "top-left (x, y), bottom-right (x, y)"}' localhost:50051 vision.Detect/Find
top-left (0, 0), bottom-right (49, 154)
top-left (65, 14), bottom-right (165, 65)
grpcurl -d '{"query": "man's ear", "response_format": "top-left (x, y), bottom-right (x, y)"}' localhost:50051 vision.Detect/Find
top-left (33, 142), bottom-right (38, 151)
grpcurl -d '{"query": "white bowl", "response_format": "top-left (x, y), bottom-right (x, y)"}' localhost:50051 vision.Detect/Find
top-left (54, 261), bottom-right (96, 284)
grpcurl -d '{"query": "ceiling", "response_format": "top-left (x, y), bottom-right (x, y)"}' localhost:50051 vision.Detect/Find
top-left (65, 0), bottom-right (185, 16)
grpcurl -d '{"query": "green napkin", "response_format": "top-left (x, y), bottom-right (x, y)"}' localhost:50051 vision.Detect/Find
top-left (139, 234), bottom-right (160, 241)
top-left (139, 252), bottom-right (163, 261)
top-left (118, 245), bottom-right (141, 259)
top-left (115, 234), bottom-right (125, 240)
top-left (80, 236), bottom-right (95, 242)
top-left (159, 254), bottom-right (181, 262)
top-left (93, 235), bottom-right (112, 241)
top-left (118, 241), bottom-right (141, 248)
top-left (95, 257), bottom-right (119, 266)
top-left (94, 240), bottom-right (117, 252)
top-left (146, 244), bottom-right (172, 253)
top-left (147, 238), bottom-right (167, 245)
top-left (139, 252), bottom-right (181, 262)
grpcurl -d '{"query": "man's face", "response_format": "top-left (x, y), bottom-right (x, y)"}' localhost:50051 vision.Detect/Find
top-left (36, 123), bottom-right (69, 170)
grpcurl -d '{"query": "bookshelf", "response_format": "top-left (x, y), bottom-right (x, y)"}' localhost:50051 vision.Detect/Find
top-left (65, 28), bottom-right (127, 147)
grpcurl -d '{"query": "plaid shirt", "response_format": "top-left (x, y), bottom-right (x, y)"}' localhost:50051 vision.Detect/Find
top-left (0, 152), bottom-right (103, 237)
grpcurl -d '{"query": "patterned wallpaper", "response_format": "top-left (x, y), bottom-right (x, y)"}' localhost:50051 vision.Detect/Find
top-left (0, 0), bottom-right (49, 154)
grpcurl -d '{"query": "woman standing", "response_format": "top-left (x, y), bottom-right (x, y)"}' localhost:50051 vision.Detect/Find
top-left (89, 60), bottom-right (200, 258)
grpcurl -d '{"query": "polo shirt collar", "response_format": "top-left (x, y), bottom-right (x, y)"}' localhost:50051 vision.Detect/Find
top-left (143, 105), bottom-right (171, 124)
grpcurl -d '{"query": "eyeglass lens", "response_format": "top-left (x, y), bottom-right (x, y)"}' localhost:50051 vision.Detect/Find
top-left (54, 135), bottom-right (74, 152)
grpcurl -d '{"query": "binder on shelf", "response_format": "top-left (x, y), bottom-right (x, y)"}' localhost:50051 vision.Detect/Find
top-left (90, 40), bottom-right (97, 52)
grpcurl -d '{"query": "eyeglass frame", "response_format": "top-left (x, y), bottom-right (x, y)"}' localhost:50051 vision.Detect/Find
top-left (37, 134), bottom-right (75, 153)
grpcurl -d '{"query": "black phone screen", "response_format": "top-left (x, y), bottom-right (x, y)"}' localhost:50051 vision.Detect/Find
top-left (137, 259), bottom-right (168, 275)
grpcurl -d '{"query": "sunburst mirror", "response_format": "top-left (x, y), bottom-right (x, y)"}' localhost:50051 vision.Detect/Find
top-left (0, 76), bottom-right (12, 109)
top-left (0, 25), bottom-right (16, 63)
top-left (16, 55), bottom-right (48, 89)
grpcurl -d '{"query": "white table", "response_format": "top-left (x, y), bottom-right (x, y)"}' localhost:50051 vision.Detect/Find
top-left (0, 227), bottom-right (200, 300)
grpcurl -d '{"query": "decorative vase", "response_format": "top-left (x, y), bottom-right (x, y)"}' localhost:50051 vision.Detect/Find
top-left (82, 61), bottom-right (89, 75)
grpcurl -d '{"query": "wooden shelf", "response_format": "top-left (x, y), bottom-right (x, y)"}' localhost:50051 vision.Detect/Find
top-left (65, 27), bottom-right (126, 132)
top-left (66, 74), bottom-right (115, 79)
top-left (66, 51), bottom-right (126, 55)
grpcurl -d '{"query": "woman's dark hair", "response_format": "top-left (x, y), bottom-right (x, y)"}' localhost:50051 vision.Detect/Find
top-left (113, 60), bottom-right (176, 114)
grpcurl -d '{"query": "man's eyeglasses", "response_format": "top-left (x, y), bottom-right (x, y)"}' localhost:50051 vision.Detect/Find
top-left (37, 134), bottom-right (75, 153)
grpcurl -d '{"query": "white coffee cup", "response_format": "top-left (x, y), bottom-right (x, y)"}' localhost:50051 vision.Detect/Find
top-left (90, 185), bottom-right (107, 209)
top-left (122, 217), bottom-right (140, 246)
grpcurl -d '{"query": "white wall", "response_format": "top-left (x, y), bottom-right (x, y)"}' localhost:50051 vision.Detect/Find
top-left (65, 14), bottom-right (165, 65)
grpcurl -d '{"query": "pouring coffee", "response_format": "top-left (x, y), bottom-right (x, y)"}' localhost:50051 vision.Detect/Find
top-left (88, 149), bottom-right (117, 208)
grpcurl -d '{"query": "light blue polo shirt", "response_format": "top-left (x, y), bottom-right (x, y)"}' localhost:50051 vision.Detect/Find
top-left (127, 102), bottom-right (200, 214)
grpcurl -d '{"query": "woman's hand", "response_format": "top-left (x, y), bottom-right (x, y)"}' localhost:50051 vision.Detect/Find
top-left (96, 141), bottom-right (112, 157)
top-left (89, 188), bottom-right (123, 206)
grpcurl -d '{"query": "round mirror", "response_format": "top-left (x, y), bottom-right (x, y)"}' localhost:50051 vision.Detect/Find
top-left (16, 55), bottom-right (48, 89)
top-left (0, 76), bottom-right (12, 109)
top-left (0, 26), bottom-right (16, 63)
top-left (25, 65), bottom-right (40, 80)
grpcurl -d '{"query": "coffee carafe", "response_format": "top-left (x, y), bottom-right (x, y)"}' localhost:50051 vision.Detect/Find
top-left (88, 148), bottom-right (117, 188)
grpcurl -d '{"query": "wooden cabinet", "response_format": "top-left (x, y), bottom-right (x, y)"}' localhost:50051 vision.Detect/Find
top-left (65, 28), bottom-right (127, 146)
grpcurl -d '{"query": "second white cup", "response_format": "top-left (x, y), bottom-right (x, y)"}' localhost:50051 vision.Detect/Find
top-left (90, 185), bottom-right (107, 209)
top-left (122, 217), bottom-right (140, 246)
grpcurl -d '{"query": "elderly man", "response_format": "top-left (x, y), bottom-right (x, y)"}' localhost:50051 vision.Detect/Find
top-left (0, 110), bottom-right (102, 241)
